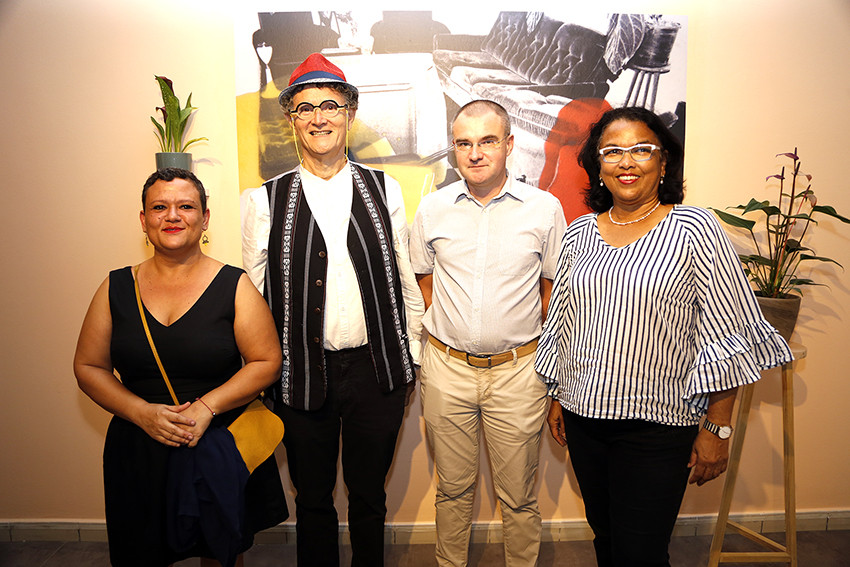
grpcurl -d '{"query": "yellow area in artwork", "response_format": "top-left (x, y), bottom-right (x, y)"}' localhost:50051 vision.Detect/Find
top-left (236, 87), bottom-right (444, 223)
top-left (235, 90), bottom-right (264, 192)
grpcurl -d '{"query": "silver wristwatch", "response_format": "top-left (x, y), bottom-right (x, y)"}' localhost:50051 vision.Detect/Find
top-left (702, 419), bottom-right (733, 440)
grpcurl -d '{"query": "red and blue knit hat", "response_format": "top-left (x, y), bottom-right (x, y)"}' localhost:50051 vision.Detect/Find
top-left (278, 53), bottom-right (358, 107)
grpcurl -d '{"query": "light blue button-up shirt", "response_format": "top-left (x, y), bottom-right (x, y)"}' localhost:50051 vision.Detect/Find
top-left (410, 175), bottom-right (566, 354)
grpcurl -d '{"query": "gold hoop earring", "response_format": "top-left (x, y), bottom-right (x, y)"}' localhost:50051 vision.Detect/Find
top-left (202, 233), bottom-right (210, 245)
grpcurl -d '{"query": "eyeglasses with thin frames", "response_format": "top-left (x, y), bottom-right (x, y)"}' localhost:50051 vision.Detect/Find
top-left (289, 100), bottom-right (349, 120)
top-left (598, 143), bottom-right (661, 163)
top-left (452, 136), bottom-right (510, 154)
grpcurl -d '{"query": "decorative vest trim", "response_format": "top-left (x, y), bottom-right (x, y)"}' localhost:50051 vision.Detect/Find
top-left (264, 163), bottom-right (414, 411)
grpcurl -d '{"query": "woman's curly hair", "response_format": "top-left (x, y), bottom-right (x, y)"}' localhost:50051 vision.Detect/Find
top-left (578, 107), bottom-right (684, 213)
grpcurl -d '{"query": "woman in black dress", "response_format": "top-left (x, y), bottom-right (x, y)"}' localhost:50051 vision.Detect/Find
top-left (74, 168), bottom-right (287, 566)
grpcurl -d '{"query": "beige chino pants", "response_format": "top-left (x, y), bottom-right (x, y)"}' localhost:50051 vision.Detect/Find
top-left (420, 340), bottom-right (549, 567)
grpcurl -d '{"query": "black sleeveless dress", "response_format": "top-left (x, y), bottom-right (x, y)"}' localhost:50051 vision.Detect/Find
top-left (103, 265), bottom-right (288, 566)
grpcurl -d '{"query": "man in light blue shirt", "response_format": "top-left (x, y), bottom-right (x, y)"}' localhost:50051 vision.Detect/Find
top-left (409, 99), bottom-right (567, 567)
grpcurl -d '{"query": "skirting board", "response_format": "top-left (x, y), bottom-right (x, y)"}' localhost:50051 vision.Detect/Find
top-left (3, 511), bottom-right (849, 544)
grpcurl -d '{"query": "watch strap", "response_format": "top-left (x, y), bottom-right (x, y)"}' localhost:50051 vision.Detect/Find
top-left (702, 418), bottom-right (732, 438)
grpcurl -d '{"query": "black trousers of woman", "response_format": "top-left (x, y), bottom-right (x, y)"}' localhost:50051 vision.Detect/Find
top-left (278, 345), bottom-right (406, 567)
top-left (561, 407), bottom-right (699, 567)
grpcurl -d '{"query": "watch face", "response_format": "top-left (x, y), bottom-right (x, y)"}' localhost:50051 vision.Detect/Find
top-left (703, 420), bottom-right (732, 439)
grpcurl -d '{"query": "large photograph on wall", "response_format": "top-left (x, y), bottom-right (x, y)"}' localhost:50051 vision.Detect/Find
top-left (234, 10), bottom-right (686, 222)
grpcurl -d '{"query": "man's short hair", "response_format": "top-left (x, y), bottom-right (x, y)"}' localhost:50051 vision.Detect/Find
top-left (451, 100), bottom-right (512, 138)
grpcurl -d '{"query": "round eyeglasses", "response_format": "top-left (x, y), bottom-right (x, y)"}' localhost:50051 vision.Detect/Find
top-left (289, 100), bottom-right (349, 120)
top-left (598, 143), bottom-right (661, 163)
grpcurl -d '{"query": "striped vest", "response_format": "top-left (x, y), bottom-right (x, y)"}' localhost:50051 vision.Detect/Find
top-left (263, 163), bottom-right (414, 411)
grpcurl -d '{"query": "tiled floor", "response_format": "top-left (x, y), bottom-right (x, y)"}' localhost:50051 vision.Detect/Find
top-left (2, 530), bottom-right (850, 566)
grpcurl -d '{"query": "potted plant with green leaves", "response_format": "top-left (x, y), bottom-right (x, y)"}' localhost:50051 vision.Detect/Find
top-left (711, 149), bottom-right (850, 339)
top-left (151, 75), bottom-right (207, 170)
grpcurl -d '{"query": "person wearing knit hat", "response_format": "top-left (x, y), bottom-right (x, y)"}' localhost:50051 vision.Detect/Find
top-left (241, 53), bottom-right (424, 567)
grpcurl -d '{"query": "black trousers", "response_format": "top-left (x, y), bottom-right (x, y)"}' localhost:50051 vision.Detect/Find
top-left (561, 408), bottom-right (699, 567)
top-left (278, 345), bottom-right (406, 567)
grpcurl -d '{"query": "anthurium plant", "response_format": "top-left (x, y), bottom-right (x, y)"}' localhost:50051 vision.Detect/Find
top-left (711, 149), bottom-right (850, 298)
top-left (150, 75), bottom-right (207, 153)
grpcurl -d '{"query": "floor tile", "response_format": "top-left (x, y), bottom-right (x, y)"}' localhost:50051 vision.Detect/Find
top-left (0, 541), bottom-right (62, 567)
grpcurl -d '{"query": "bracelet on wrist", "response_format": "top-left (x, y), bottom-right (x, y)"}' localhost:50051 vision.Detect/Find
top-left (195, 397), bottom-right (216, 417)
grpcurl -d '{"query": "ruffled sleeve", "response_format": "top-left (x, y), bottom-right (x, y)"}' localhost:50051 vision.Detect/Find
top-left (683, 209), bottom-right (793, 408)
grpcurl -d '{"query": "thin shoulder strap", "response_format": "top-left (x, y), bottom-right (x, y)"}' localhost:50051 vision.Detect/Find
top-left (133, 266), bottom-right (180, 405)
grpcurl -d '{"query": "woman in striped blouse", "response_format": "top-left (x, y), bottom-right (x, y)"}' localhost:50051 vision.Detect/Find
top-left (534, 107), bottom-right (792, 567)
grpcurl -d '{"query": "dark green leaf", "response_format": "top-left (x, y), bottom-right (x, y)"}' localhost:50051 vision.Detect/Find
top-left (786, 277), bottom-right (822, 287)
top-left (784, 239), bottom-right (811, 253)
top-left (743, 200), bottom-right (781, 216)
top-left (799, 254), bottom-right (843, 268)
top-left (740, 254), bottom-right (773, 267)
top-left (812, 205), bottom-right (850, 224)
top-left (711, 208), bottom-right (755, 230)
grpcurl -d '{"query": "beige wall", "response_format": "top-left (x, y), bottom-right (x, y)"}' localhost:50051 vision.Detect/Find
top-left (1, 0), bottom-right (848, 525)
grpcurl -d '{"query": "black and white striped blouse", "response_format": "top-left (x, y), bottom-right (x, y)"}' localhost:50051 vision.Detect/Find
top-left (535, 206), bottom-right (793, 426)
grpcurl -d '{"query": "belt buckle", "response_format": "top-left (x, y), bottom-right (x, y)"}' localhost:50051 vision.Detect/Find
top-left (466, 353), bottom-right (492, 368)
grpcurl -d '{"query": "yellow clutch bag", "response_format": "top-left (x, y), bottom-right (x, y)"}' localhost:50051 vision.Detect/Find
top-left (227, 398), bottom-right (284, 474)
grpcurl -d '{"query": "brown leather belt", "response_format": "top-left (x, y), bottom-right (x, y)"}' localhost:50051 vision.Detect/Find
top-left (428, 335), bottom-right (539, 368)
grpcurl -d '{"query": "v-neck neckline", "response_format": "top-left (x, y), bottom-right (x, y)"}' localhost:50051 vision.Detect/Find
top-left (136, 265), bottom-right (225, 328)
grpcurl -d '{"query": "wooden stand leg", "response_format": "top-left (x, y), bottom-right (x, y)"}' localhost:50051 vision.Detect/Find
top-left (708, 360), bottom-right (797, 566)
top-left (782, 362), bottom-right (797, 567)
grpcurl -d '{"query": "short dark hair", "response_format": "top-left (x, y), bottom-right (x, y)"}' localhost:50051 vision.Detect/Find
top-left (578, 106), bottom-right (684, 213)
top-left (142, 168), bottom-right (207, 212)
top-left (279, 82), bottom-right (359, 114)
top-left (452, 99), bottom-right (512, 138)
